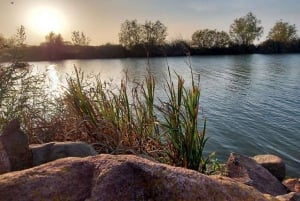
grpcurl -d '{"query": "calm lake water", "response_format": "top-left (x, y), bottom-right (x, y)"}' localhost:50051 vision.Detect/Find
top-left (30, 54), bottom-right (300, 177)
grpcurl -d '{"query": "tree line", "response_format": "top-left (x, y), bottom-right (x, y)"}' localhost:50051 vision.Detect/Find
top-left (0, 12), bottom-right (299, 62)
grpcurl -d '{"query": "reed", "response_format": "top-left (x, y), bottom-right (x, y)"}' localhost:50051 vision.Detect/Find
top-left (63, 67), bottom-right (164, 156)
top-left (0, 64), bottom-right (217, 173)
top-left (157, 66), bottom-right (208, 171)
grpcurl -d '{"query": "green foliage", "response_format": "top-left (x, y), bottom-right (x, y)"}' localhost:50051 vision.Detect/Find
top-left (267, 20), bottom-right (298, 42)
top-left (229, 12), bottom-right (263, 46)
top-left (192, 29), bottom-right (230, 48)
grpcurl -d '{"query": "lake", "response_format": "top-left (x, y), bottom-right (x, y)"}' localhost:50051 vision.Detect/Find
top-left (30, 54), bottom-right (300, 177)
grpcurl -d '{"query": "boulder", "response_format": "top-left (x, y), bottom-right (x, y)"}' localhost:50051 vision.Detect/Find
top-left (283, 178), bottom-right (300, 193)
top-left (0, 141), bottom-right (11, 174)
top-left (30, 141), bottom-right (98, 166)
top-left (276, 192), bottom-right (300, 201)
top-left (0, 119), bottom-right (32, 171)
top-left (253, 154), bottom-right (286, 181)
top-left (0, 154), bottom-right (275, 201)
top-left (226, 152), bottom-right (287, 196)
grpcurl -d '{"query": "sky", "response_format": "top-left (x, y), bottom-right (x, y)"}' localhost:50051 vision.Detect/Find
top-left (0, 0), bottom-right (299, 45)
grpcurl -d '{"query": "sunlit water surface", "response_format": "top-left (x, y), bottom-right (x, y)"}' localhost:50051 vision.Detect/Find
top-left (29, 54), bottom-right (300, 177)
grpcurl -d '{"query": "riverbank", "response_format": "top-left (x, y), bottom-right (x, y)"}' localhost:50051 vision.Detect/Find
top-left (1, 41), bottom-right (300, 62)
top-left (1, 129), bottom-right (299, 200)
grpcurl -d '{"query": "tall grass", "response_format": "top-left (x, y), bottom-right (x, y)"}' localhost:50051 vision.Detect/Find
top-left (0, 64), bottom-right (70, 143)
top-left (157, 66), bottom-right (208, 171)
top-left (0, 64), bottom-right (217, 173)
top-left (63, 67), bottom-right (164, 158)
top-left (0, 65), bottom-right (43, 129)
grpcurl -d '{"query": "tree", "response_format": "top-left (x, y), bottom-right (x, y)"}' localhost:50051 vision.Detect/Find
top-left (141, 20), bottom-right (167, 47)
top-left (1, 25), bottom-right (26, 49)
top-left (7, 25), bottom-right (27, 61)
top-left (45, 32), bottom-right (64, 46)
top-left (267, 20), bottom-right (298, 42)
top-left (119, 19), bottom-right (167, 49)
top-left (192, 29), bottom-right (230, 48)
top-left (119, 19), bottom-right (142, 48)
top-left (0, 34), bottom-right (7, 49)
top-left (229, 12), bottom-right (263, 45)
top-left (71, 31), bottom-right (90, 46)
top-left (43, 32), bottom-right (65, 60)
top-left (15, 25), bottom-right (26, 47)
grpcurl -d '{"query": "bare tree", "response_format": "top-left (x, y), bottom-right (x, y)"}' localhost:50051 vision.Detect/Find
top-left (15, 25), bottom-right (26, 47)
top-left (71, 31), bottom-right (90, 46)
top-left (119, 19), bottom-right (167, 49)
top-left (141, 20), bottom-right (167, 47)
top-left (119, 19), bottom-right (142, 49)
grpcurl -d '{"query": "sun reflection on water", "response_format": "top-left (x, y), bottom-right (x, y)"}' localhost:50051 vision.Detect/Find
top-left (45, 64), bottom-right (63, 97)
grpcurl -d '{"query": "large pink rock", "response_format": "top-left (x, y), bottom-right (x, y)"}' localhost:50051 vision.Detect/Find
top-left (276, 192), bottom-right (300, 201)
top-left (0, 154), bottom-right (275, 201)
top-left (30, 141), bottom-right (97, 166)
top-left (283, 178), bottom-right (300, 193)
top-left (226, 153), bottom-right (287, 196)
top-left (0, 119), bottom-right (32, 171)
top-left (0, 141), bottom-right (11, 174)
top-left (253, 154), bottom-right (286, 181)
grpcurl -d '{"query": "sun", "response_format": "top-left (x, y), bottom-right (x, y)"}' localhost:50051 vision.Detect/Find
top-left (28, 6), bottom-right (65, 35)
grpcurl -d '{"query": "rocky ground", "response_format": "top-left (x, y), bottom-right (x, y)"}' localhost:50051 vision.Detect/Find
top-left (0, 119), bottom-right (299, 201)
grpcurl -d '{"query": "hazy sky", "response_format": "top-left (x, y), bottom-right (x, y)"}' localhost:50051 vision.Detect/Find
top-left (0, 0), bottom-right (299, 45)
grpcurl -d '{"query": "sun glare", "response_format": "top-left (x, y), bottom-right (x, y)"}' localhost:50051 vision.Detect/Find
top-left (28, 6), bottom-right (65, 35)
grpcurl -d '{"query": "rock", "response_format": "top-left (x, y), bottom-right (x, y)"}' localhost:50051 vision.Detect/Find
top-left (0, 119), bottom-right (32, 171)
top-left (226, 152), bottom-right (287, 196)
top-left (253, 154), bottom-right (286, 181)
top-left (30, 141), bottom-right (98, 166)
top-left (283, 178), bottom-right (300, 193)
top-left (276, 192), bottom-right (300, 201)
top-left (0, 141), bottom-right (11, 174)
top-left (0, 154), bottom-right (275, 201)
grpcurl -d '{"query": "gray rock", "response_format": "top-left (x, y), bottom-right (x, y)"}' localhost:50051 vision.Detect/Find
top-left (253, 154), bottom-right (286, 181)
top-left (0, 154), bottom-right (274, 201)
top-left (226, 152), bottom-right (287, 196)
top-left (0, 119), bottom-right (32, 171)
top-left (30, 141), bottom-right (97, 166)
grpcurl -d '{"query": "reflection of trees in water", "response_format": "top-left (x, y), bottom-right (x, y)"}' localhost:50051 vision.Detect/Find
top-left (119, 58), bottom-right (168, 87)
top-left (225, 55), bottom-right (254, 95)
top-left (264, 55), bottom-right (290, 76)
